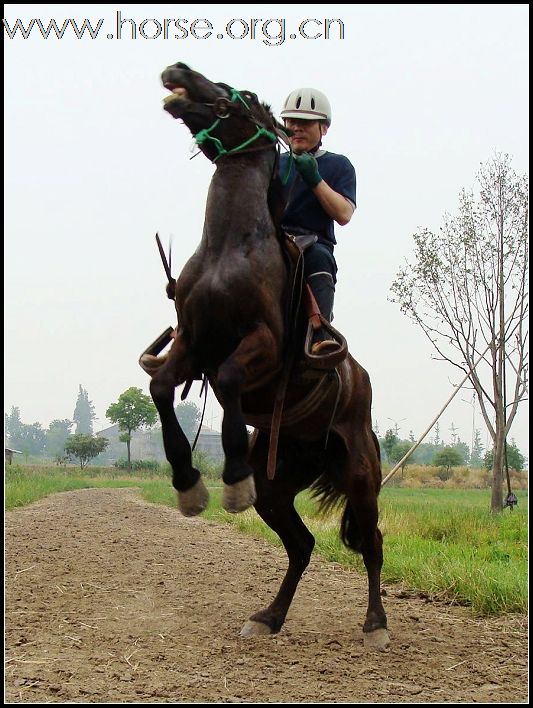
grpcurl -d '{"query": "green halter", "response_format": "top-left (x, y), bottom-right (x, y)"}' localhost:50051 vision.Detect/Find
top-left (193, 88), bottom-right (278, 162)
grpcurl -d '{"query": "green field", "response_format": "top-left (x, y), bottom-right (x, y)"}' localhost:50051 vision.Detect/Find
top-left (5, 464), bottom-right (527, 616)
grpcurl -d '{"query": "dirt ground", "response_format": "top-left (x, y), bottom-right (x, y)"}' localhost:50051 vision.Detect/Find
top-left (5, 487), bottom-right (528, 704)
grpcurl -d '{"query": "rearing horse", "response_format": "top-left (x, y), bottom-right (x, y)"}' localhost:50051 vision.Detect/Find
top-left (141, 62), bottom-right (389, 650)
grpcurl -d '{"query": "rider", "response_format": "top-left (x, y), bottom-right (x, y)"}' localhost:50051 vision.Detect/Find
top-left (279, 88), bottom-right (356, 354)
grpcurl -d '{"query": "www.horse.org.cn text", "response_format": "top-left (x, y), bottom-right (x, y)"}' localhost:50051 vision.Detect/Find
top-left (3, 14), bottom-right (346, 46)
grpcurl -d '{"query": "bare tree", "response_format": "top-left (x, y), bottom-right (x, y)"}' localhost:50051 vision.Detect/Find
top-left (390, 154), bottom-right (528, 511)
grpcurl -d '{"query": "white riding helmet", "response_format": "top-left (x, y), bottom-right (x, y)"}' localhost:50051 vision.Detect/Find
top-left (280, 88), bottom-right (332, 126)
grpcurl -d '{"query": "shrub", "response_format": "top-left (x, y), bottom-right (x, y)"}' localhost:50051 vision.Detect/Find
top-left (113, 459), bottom-right (161, 472)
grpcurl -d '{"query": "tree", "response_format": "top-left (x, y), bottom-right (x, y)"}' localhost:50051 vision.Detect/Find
top-left (391, 155), bottom-right (528, 511)
top-left (433, 446), bottom-right (463, 478)
top-left (45, 419), bottom-right (73, 458)
top-left (175, 401), bottom-right (201, 440)
top-left (5, 406), bottom-right (23, 444)
top-left (5, 407), bottom-right (46, 456)
top-left (64, 433), bottom-right (109, 469)
top-left (389, 440), bottom-right (413, 476)
top-left (73, 385), bottom-right (96, 434)
top-left (451, 439), bottom-right (470, 466)
top-left (470, 429), bottom-right (485, 468)
top-left (382, 429), bottom-right (399, 463)
top-left (484, 439), bottom-right (526, 473)
top-left (106, 387), bottom-right (158, 468)
top-left (16, 423), bottom-right (47, 456)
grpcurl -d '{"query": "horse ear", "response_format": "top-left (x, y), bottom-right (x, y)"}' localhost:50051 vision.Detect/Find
top-left (274, 122), bottom-right (292, 146)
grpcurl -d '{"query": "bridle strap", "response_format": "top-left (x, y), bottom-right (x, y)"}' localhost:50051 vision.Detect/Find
top-left (193, 87), bottom-right (278, 162)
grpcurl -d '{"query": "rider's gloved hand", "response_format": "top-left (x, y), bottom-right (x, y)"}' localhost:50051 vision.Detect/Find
top-left (293, 152), bottom-right (322, 188)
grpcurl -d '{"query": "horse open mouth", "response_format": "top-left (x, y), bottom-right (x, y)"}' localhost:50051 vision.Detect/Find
top-left (163, 86), bottom-right (189, 107)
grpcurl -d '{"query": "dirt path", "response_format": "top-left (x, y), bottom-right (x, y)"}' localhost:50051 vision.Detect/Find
top-left (5, 488), bottom-right (528, 703)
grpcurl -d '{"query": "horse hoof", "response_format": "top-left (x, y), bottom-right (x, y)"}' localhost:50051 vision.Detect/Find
top-left (139, 353), bottom-right (167, 375)
top-left (223, 476), bottom-right (256, 513)
top-left (177, 478), bottom-right (209, 516)
top-left (240, 620), bottom-right (273, 637)
top-left (363, 628), bottom-right (390, 652)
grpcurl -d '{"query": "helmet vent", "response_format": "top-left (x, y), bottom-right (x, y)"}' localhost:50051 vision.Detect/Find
top-left (311, 98), bottom-right (315, 109)
top-left (296, 97), bottom-right (301, 108)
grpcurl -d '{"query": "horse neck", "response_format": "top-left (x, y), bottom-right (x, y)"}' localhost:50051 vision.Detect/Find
top-left (203, 150), bottom-right (279, 248)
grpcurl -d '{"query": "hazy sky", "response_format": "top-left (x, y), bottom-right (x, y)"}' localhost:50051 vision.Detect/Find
top-left (4, 4), bottom-right (529, 460)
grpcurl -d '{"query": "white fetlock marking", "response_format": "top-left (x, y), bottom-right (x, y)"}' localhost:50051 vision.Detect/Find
top-left (177, 478), bottom-right (209, 517)
top-left (223, 476), bottom-right (257, 513)
top-left (363, 628), bottom-right (390, 651)
top-left (240, 620), bottom-right (273, 637)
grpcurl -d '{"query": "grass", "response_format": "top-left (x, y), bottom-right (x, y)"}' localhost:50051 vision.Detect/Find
top-left (5, 464), bottom-right (528, 616)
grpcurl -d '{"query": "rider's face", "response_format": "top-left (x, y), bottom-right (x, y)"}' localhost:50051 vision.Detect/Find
top-left (284, 118), bottom-right (327, 154)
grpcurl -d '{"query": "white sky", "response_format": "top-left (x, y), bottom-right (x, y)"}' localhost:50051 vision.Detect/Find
top-left (4, 4), bottom-right (529, 460)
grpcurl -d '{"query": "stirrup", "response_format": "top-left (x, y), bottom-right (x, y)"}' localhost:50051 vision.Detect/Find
top-left (304, 319), bottom-right (347, 370)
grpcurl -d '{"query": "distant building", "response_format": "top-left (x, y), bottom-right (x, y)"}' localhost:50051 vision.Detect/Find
top-left (95, 424), bottom-right (223, 464)
top-left (5, 447), bottom-right (23, 465)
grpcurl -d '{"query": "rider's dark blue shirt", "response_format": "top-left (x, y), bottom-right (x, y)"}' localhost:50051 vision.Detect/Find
top-left (279, 151), bottom-right (356, 247)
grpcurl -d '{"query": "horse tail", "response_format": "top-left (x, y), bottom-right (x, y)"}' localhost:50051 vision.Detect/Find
top-left (310, 476), bottom-right (362, 554)
top-left (340, 502), bottom-right (362, 553)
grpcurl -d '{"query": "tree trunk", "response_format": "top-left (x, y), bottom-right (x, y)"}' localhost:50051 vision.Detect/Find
top-left (491, 408), bottom-right (506, 512)
top-left (127, 438), bottom-right (131, 471)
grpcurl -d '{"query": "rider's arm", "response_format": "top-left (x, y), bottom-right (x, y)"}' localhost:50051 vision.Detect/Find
top-left (312, 181), bottom-right (356, 226)
top-left (293, 151), bottom-right (356, 226)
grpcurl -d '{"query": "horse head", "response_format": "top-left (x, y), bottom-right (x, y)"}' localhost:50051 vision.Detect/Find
top-left (161, 62), bottom-right (284, 163)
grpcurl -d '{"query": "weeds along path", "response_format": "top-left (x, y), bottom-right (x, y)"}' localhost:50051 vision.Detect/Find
top-left (5, 488), bottom-right (528, 703)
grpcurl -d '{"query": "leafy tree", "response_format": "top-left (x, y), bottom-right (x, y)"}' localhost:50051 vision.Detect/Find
top-left (73, 385), bottom-right (96, 434)
top-left (391, 155), bottom-right (528, 511)
top-left (411, 442), bottom-right (438, 465)
top-left (175, 401), bottom-right (201, 440)
top-left (45, 419), bottom-right (73, 458)
top-left (64, 433), bottom-right (108, 469)
top-left (470, 429), bottom-right (485, 468)
top-left (484, 439), bottom-right (526, 472)
top-left (5, 406), bottom-right (23, 444)
top-left (15, 422), bottom-right (47, 456)
top-left (433, 447), bottom-right (464, 477)
top-left (389, 441), bottom-right (413, 476)
top-left (452, 440), bottom-right (470, 466)
top-left (106, 387), bottom-right (158, 468)
top-left (381, 429), bottom-right (399, 463)
top-left (5, 407), bottom-right (46, 456)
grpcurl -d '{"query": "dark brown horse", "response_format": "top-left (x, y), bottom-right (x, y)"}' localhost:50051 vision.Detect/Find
top-left (140, 62), bottom-right (389, 650)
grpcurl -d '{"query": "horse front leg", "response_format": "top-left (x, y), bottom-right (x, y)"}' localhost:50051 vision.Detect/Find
top-left (149, 333), bottom-right (208, 516)
top-left (216, 323), bottom-right (280, 513)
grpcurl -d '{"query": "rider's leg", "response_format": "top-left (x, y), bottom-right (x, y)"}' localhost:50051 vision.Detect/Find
top-left (307, 271), bottom-right (335, 323)
top-left (303, 244), bottom-right (338, 350)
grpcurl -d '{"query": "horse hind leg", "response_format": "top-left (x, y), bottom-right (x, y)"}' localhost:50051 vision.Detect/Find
top-left (342, 448), bottom-right (390, 651)
top-left (149, 335), bottom-right (208, 516)
top-left (237, 433), bottom-right (314, 635)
